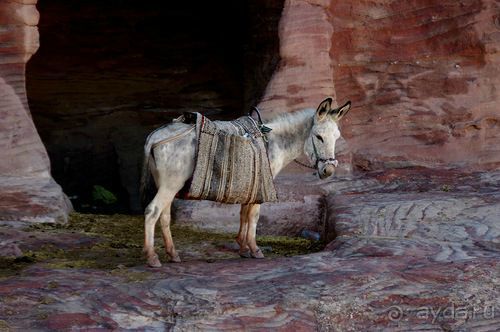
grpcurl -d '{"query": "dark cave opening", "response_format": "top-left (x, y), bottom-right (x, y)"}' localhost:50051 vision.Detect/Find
top-left (27, 0), bottom-right (283, 213)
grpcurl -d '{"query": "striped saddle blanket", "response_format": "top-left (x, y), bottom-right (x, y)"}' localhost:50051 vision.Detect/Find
top-left (185, 113), bottom-right (278, 204)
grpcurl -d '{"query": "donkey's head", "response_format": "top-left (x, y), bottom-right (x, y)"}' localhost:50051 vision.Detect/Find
top-left (304, 98), bottom-right (351, 179)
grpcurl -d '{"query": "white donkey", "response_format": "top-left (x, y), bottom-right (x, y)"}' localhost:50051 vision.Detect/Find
top-left (140, 97), bottom-right (351, 267)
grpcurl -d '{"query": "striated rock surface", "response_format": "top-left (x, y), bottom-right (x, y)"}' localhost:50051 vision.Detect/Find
top-left (323, 169), bottom-right (500, 260)
top-left (0, 170), bottom-right (498, 330)
top-left (0, 0), bottom-right (70, 222)
top-left (330, 0), bottom-right (500, 171)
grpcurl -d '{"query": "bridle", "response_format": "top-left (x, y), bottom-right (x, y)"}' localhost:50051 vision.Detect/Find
top-left (294, 135), bottom-right (338, 170)
top-left (250, 106), bottom-right (339, 171)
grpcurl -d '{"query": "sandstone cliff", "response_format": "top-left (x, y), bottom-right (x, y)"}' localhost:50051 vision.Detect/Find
top-left (0, 0), bottom-right (69, 223)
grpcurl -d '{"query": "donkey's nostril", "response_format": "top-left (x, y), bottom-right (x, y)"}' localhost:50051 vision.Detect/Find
top-left (324, 164), bottom-right (335, 177)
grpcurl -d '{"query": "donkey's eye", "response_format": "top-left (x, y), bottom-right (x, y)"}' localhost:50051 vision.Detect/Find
top-left (315, 134), bottom-right (324, 143)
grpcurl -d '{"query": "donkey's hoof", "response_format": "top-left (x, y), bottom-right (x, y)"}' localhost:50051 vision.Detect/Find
top-left (170, 255), bottom-right (181, 263)
top-left (147, 254), bottom-right (162, 268)
top-left (239, 249), bottom-right (251, 258)
top-left (251, 248), bottom-right (265, 259)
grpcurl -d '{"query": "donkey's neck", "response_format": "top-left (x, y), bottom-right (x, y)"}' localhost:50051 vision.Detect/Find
top-left (266, 108), bottom-right (315, 176)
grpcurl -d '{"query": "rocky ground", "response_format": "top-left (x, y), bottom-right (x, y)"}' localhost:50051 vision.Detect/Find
top-left (0, 168), bottom-right (498, 331)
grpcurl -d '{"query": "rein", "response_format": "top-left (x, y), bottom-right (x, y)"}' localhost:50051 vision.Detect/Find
top-left (293, 158), bottom-right (316, 169)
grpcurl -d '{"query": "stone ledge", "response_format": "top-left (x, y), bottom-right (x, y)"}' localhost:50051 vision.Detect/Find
top-left (173, 173), bottom-right (327, 236)
top-left (0, 176), bottom-right (72, 225)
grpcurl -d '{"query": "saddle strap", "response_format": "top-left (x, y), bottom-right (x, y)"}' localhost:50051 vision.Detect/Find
top-left (151, 125), bottom-right (195, 150)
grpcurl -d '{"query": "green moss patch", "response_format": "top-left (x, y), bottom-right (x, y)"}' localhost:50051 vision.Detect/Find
top-left (0, 213), bottom-right (322, 277)
top-left (0, 319), bottom-right (11, 332)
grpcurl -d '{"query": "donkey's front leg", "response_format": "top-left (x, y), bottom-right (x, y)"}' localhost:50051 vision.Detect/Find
top-left (236, 204), bottom-right (251, 258)
top-left (246, 204), bottom-right (264, 259)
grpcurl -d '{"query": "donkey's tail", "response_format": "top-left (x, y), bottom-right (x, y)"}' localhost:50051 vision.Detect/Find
top-left (139, 136), bottom-right (156, 207)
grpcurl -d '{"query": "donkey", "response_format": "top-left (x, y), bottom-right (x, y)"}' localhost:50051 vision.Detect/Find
top-left (140, 97), bottom-right (351, 267)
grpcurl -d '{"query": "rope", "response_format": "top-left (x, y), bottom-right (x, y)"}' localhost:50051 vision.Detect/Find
top-left (151, 125), bottom-right (195, 149)
top-left (294, 136), bottom-right (319, 170)
top-left (293, 158), bottom-right (316, 169)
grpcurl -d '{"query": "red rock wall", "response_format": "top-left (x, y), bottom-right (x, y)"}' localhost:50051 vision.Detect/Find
top-left (0, 0), bottom-right (49, 177)
top-left (256, 0), bottom-right (355, 173)
top-left (0, 0), bottom-right (70, 223)
top-left (1, 0), bottom-right (499, 220)
top-left (259, 0), bottom-right (500, 172)
top-left (259, 0), bottom-right (336, 115)
top-left (330, 0), bottom-right (500, 171)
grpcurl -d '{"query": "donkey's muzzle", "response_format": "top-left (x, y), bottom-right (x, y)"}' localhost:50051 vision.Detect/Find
top-left (319, 163), bottom-right (335, 179)
top-left (318, 158), bottom-right (339, 179)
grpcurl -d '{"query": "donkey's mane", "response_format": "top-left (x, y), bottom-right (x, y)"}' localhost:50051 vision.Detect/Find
top-left (266, 108), bottom-right (315, 134)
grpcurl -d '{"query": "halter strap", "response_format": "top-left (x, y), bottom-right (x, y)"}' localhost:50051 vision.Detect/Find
top-left (311, 136), bottom-right (338, 168)
top-left (294, 136), bottom-right (338, 170)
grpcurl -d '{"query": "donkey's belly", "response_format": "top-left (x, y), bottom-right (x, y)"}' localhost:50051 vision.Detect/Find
top-left (176, 177), bottom-right (194, 200)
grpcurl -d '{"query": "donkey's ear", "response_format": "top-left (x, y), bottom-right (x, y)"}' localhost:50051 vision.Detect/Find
top-left (316, 97), bottom-right (333, 121)
top-left (331, 100), bottom-right (351, 120)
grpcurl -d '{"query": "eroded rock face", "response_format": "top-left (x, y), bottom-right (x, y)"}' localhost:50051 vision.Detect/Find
top-left (259, 0), bottom-right (336, 114)
top-left (260, 0), bottom-right (500, 172)
top-left (0, 0), bottom-right (70, 222)
top-left (0, 0), bottom-right (45, 177)
top-left (330, 0), bottom-right (500, 171)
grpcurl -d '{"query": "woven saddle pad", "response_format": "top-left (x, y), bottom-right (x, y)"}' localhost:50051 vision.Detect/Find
top-left (186, 112), bottom-right (278, 204)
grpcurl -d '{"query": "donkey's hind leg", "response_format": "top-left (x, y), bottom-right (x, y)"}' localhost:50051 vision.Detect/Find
top-left (159, 197), bottom-right (181, 263)
top-left (144, 188), bottom-right (171, 267)
top-left (236, 204), bottom-right (251, 258)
